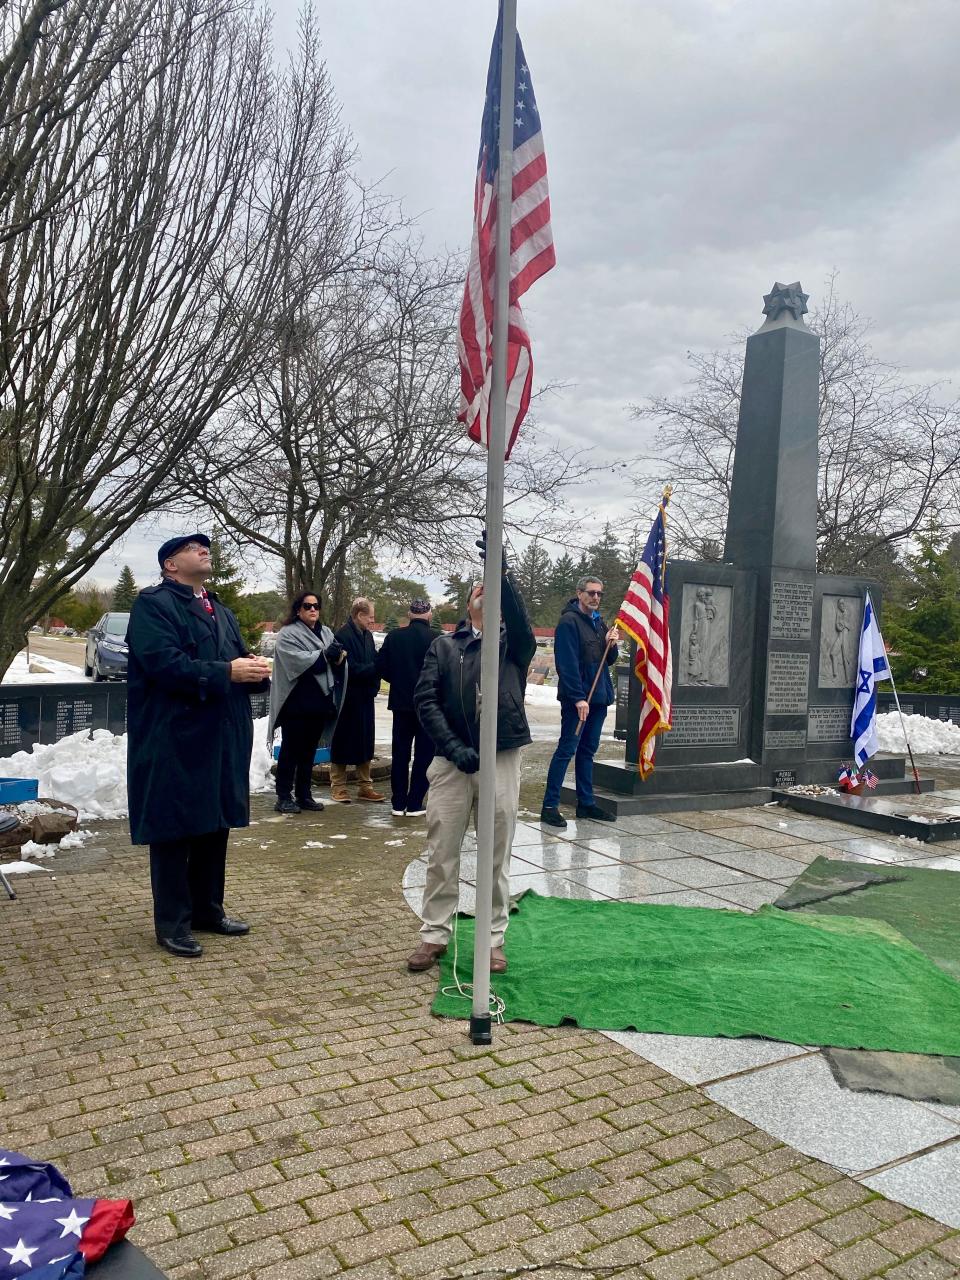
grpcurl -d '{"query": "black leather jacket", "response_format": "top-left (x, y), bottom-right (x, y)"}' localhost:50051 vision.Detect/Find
top-left (414, 571), bottom-right (536, 758)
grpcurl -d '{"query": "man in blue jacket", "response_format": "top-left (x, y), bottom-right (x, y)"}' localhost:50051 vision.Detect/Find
top-left (541, 575), bottom-right (619, 827)
top-left (126, 534), bottom-right (270, 957)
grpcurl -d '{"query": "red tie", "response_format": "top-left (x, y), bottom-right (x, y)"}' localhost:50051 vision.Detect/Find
top-left (199, 588), bottom-right (214, 615)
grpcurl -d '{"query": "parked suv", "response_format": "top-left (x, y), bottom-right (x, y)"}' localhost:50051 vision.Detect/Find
top-left (84, 612), bottom-right (130, 681)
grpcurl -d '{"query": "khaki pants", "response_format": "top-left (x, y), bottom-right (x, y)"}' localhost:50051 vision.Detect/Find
top-left (419, 749), bottom-right (521, 946)
top-left (330, 761), bottom-right (373, 796)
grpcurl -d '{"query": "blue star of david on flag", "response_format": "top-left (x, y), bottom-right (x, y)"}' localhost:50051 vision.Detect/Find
top-left (851, 592), bottom-right (892, 768)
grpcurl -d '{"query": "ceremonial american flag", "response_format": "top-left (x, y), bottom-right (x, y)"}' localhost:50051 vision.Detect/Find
top-left (458, 2), bottom-right (555, 459)
top-left (0, 1149), bottom-right (134, 1279)
top-left (615, 495), bottom-right (673, 778)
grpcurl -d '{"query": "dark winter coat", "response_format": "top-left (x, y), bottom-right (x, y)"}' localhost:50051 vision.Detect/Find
top-left (554, 598), bottom-right (619, 706)
top-left (376, 619), bottom-right (435, 711)
top-left (330, 617), bottom-right (381, 764)
top-left (414, 571), bottom-right (536, 758)
top-left (126, 579), bottom-right (268, 845)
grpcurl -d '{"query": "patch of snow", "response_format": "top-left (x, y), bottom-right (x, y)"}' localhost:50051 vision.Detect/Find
top-left (19, 839), bottom-right (55, 858)
top-left (523, 683), bottom-right (558, 706)
top-left (304, 840), bottom-right (332, 849)
top-left (3, 652), bottom-right (89, 684)
top-left (877, 711), bottom-right (960, 755)
top-left (0, 860), bottom-right (44, 875)
top-left (384, 838), bottom-right (405, 847)
top-left (328, 834), bottom-right (347, 840)
top-left (58, 829), bottom-right (95, 849)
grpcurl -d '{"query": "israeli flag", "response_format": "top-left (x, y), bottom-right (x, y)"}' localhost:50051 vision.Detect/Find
top-left (851, 591), bottom-right (892, 768)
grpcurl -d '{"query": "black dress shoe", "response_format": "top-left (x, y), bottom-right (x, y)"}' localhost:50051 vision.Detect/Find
top-left (576, 804), bottom-right (615, 822)
top-left (157, 934), bottom-right (203, 957)
top-left (274, 797), bottom-right (301, 814)
top-left (540, 806), bottom-right (567, 828)
top-left (193, 916), bottom-right (250, 935)
top-left (297, 796), bottom-right (324, 812)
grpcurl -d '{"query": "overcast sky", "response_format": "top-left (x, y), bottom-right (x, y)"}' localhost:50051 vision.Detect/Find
top-left (90, 0), bottom-right (960, 593)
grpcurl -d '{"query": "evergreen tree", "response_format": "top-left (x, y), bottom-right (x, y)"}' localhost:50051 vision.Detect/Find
top-left (582, 523), bottom-right (630, 608)
top-left (384, 615), bottom-right (399, 632)
top-left (884, 520), bottom-right (960, 691)
top-left (439, 573), bottom-right (472, 623)
top-left (543, 552), bottom-right (577, 622)
top-left (381, 576), bottom-right (429, 620)
top-left (514, 539), bottom-right (552, 623)
top-left (111, 565), bottom-right (139, 610)
top-left (208, 536), bottom-right (260, 650)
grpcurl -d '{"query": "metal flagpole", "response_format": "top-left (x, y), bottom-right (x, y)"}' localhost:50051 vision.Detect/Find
top-left (886, 672), bottom-right (923, 796)
top-left (470, 0), bottom-right (518, 1047)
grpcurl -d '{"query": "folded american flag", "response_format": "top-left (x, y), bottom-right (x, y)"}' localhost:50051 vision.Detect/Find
top-left (0, 1149), bottom-right (134, 1279)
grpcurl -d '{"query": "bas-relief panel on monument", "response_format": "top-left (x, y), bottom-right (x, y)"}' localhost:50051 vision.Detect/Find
top-left (677, 583), bottom-right (732, 687)
top-left (818, 594), bottom-right (861, 688)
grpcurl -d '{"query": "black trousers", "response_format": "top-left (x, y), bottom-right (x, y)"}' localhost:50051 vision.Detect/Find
top-left (276, 715), bottom-right (325, 800)
top-left (391, 709), bottom-right (435, 811)
top-left (149, 828), bottom-right (229, 939)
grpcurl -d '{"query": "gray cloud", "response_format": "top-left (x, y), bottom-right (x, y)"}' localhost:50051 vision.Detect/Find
top-left (85, 0), bottom-right (960, 584)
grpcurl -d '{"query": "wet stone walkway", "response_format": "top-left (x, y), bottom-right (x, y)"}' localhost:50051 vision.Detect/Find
top-left (3, 769), bottom-right (960, 1279)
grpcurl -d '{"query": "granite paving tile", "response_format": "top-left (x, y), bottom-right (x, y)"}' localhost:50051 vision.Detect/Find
top-left (697, 845), bottom-right (821, 880)
top-left (864, 1141), bottom-right (960, 1228)
top-left (706, 879), bottom-right (800, 909)
top-left (624, 889), bottom-right (743, 909)
top-left (830, 836), bottom-right (931, 863)
top-left (630, 855), bottom-right (755, 889)
top-left (508, 841), bottom-right (618, 870)
top-left (505, 870), bottom-right (618, 900)
top-left (562, 863), bottom-right (696, 898)
top-left (602, 1031), bottom-right (813, 1085)
top-left (706, 1054), bottom-right (960, 1173)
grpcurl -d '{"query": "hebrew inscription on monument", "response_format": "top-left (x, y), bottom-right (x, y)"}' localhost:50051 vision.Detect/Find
top-left (819, 594), bottom-right (860, 687)
top-left (808, 704), bottom-right (853, 743)
top-left (770, 580), bottom-right (814, 639)
top-left (667, 705), bottom-right (741, 746)
top-left (766, 651), bottom-right (810, 715)
top-left (677, 583), bottom-right (731, 687)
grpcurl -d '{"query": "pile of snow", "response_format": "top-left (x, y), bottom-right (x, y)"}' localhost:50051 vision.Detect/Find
top-left (0, 716), bottom-right (276, 821)
top-left (876, 711), bottom-right (960, 755)
top-left (3, 652), bottom-right (89, 684)
top-left (0, 860), bottom-right (43, 875)
top-left (2, 729), bottom-right (127, 818)
top-left (524, 683), bottom-right (558, 706)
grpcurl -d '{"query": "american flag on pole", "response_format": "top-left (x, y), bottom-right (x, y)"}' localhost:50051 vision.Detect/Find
top-left (615, 493), bottom-right (673, 778)
top-left (458, 3), bottom-right (555, 459)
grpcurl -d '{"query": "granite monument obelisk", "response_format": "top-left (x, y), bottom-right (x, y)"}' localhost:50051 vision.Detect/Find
top-left (576, 282), bottom-right (911, 813)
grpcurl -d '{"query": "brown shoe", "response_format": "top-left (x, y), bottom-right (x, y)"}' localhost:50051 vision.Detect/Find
top-left (358, 786), bottom-right (385, 803)
top-left (330, 788), bottom-right (351, 804)
top-left (407, 941), bottom-right (447, 972)
top-left (490, 946), bottom-right (508, 973)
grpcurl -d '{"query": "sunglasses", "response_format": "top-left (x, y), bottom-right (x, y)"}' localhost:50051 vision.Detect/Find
top-left (301, 602), bottom-right (320, 611)
top-left (582, 589), bottom-right (603, 598)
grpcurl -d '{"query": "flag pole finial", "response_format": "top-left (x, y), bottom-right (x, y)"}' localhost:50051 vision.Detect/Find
top-left (662, 484), bottom-right (673, 503)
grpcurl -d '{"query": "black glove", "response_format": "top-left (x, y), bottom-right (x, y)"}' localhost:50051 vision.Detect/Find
top-left (324, 641), bottom-right (345, 663)
top-left (450, 744), bottom-right (480, 774)
top-left (476, 528), bottom-right (509, 575)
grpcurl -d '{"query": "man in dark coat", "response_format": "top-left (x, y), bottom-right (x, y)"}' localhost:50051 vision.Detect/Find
top-left (376, 598), bottom-right (437, 816)
top-left (540, 573), bottom-right (619, 828)
top-left (126, 534), bottom-right (271, 957)
top-left (408, 559), bottom-right (535, 975)
top-left (330, 597), bottom-right (384, 802)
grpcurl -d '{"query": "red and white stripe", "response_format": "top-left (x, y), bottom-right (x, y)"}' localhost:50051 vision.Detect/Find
top-left (458, 132), bottom-right (555, 459)
top-left (616, 563), bottom-right (673, 779)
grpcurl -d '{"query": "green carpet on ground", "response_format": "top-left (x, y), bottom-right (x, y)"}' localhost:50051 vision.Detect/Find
top-left (432, 891), bottom-right (960, 1055)
top-left (773, 856), bottom-right (960, 981)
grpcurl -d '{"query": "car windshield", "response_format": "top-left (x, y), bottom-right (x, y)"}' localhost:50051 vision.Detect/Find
top-left (104, 614), bottom-right (129, 635)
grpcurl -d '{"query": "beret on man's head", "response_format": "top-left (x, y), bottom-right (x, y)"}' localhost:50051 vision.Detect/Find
top-left (409, 599), bottom-right (432, 615)
top-left (157, 533), bottom-right (210, 568)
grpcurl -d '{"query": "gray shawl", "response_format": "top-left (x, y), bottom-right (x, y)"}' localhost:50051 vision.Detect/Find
top-left (267, 620), bottom-right (346, 743)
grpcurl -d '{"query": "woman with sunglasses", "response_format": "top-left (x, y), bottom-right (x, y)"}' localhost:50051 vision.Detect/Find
top-left (267, 591), bottom-right (346, 814)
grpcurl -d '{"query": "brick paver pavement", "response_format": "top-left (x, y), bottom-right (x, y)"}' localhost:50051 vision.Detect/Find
top-left (2, 794), bottom-right (958, 1279)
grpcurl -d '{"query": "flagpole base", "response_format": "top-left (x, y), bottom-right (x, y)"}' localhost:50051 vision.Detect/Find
top-left (469, 1013), bottom-right (493, 1046)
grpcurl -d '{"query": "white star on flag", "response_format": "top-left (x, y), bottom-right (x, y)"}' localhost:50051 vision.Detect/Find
top-left (55, 1207), bottom-right (89, 1238)
top-left (3, 1237), bottom-right (38, 1267)
top-left (0, 1203), bottom-right (17, 1220)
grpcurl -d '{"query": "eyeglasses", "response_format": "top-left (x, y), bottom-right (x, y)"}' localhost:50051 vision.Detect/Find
top-left (180, 542), bottom-right (209, 554)
top-left (301, 602), bottom-right (320, 611)
top-left (582, 589), bottom-right (603, 598)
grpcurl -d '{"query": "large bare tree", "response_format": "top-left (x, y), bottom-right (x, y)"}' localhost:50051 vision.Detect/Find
top-left (0, 0), bottom-right (336, 675)
top-left (630, 279), bottom-right (960, 573)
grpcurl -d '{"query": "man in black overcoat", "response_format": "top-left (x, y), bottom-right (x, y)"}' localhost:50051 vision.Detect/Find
top-left (329, 597), bottom-right (384, 802)
top-left (376, 599), bottom-right (437, 816)
top-left (126, 534), bottom-right (271, 957)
